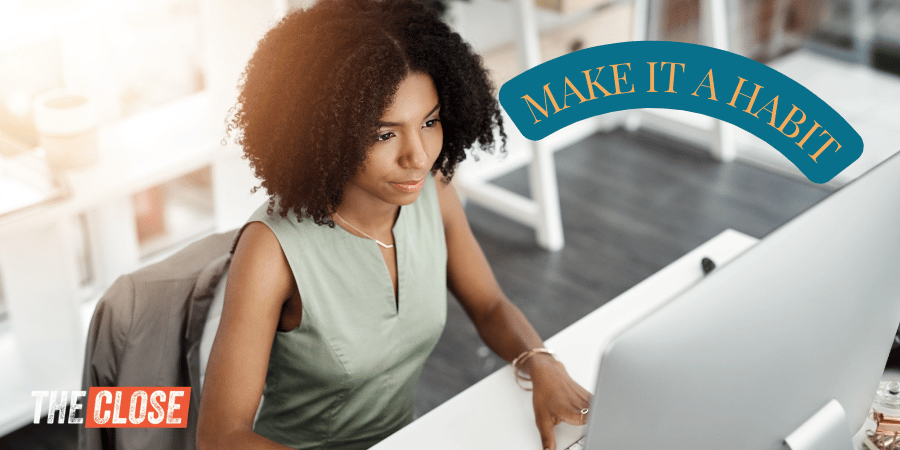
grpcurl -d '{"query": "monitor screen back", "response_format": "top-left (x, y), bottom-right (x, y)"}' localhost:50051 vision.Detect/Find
top-left (586, 151), bottom-right (900, 450)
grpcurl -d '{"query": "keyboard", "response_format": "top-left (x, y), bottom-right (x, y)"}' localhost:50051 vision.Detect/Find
top-left (564, 435), bottom-right (586, 450)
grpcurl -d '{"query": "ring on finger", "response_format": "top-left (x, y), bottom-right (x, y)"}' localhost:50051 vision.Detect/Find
top-left (580, 408), bottom-right (589, 422)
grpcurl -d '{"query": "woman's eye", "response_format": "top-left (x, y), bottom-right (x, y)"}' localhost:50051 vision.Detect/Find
top-left (377, 132), bottom-right (395, 141)
top-left (424, 118), bottom-right (441, 128)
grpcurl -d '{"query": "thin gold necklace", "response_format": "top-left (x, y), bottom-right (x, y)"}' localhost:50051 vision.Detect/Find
top-left (333, 212), bottom-right (394, 249)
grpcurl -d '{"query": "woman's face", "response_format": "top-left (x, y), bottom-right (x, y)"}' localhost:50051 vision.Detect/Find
top-left (344, 71), bottom-right (443, 208)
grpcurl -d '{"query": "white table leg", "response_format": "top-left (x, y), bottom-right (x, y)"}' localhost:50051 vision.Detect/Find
top-left (705, 0), bottom-right (737, 162)
top-left (87, 196), bottom-right (140, 288)
top-left (0, 221), bottom-right (84, 385)
top-left (529, 141), bottom-right (564, 251)
top-left (514, 0), bottom-right (565, 251)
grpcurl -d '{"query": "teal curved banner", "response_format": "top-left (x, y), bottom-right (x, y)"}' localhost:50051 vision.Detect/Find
top-left (498, 41), bottom-right (863, 184)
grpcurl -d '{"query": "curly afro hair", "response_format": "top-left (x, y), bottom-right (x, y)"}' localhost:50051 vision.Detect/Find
top-left (228, 0), bottom-right (506, 226)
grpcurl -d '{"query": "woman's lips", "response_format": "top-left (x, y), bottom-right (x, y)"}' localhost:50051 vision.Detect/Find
top-left (392, 178), bottom-right (425, 193)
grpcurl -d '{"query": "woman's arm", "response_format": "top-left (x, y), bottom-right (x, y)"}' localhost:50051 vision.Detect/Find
top-left (196, 222), bottom-right (295, 450)
top-left (435, 176), bottom-right (592, 450)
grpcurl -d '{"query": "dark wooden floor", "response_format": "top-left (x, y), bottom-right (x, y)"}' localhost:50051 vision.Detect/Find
top-left (0, 128), bottom-right (833, 448)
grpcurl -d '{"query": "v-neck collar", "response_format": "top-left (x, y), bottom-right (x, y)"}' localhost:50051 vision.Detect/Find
top-left (334, 205), bottom-right (405, 315)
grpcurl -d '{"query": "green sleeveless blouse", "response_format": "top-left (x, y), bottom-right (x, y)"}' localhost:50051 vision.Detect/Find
top-left (247, 175), bottom-right (447, 450)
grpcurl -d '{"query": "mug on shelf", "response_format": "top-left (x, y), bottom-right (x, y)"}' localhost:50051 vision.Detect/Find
top-left (32, 88), bottom-right (99, 171)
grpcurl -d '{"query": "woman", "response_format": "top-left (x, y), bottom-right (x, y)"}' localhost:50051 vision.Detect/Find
top-left (196, 1), bottom-right (591, 449)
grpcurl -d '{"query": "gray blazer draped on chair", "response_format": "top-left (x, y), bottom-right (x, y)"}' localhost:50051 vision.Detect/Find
top-left (78, 230), bottom-right (237, 450)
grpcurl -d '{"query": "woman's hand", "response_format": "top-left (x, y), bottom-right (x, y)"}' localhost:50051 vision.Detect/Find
top-left (526, 355), bottom-right (593, 450)
top-left (435, 178), bottom-right (592, 448)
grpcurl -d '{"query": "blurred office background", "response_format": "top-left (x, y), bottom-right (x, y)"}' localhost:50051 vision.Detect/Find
top-left (1, 0), bottom-right (898, 447)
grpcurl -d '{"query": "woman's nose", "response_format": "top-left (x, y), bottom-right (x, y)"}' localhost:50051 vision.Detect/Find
top-left (399, 133), bottom-right (428, 169)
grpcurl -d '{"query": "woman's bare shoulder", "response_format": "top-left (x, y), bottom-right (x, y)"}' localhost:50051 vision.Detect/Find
top-left (199, 221), bottom-right (295, 446)
top-left (227, 221), bottom-right (295, 307)
top-left (433, 172), bottom-right (465, 233)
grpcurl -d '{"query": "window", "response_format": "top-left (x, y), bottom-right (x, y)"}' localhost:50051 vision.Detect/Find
top-left (134, 166), bottom-right (215, 261)
top-left (106, 0), bottom-right (205, 117)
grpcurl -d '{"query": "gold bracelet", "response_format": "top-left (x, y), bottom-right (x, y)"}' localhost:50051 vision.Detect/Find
top-left (511, 348), bottom-right (557, 391)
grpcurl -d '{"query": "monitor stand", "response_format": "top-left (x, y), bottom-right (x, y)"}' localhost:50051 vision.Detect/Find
top-left (784, 399), bottom-right (855, 450)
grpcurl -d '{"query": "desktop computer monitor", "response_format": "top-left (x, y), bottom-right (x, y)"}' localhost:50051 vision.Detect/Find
top-left (584, 150), bottom-right (900, 450)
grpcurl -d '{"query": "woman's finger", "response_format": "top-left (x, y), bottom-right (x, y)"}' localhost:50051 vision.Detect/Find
top-left (535, 410), bottom-right (557, 450)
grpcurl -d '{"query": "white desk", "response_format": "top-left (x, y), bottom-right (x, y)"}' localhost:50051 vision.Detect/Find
top-left (373, 228), bottom-right (760, 449)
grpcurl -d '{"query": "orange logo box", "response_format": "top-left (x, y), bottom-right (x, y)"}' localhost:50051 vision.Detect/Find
top-left (85, 387), bottom-right (190, 428)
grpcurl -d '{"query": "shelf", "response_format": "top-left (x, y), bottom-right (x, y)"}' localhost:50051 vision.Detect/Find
top-left (478, 1), bottom-right (633, 90)
top-left (0, 91), bottom-right (219, 237)
top-left (460, 0), bottom-right (633, 183)
top-left (0, 151), bottom-right (67, 220)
